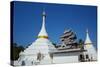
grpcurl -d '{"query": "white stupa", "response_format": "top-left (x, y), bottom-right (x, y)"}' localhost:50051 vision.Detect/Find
top-left (17, 10), bottom-right (56, 65)
top-left (84, 29), bottom-right (97, 61)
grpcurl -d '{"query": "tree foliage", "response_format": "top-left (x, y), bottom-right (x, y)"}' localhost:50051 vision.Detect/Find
top-left (78, 39), bottom-right (84, 49)
top-left (11, 43), bottom-right (24, 60)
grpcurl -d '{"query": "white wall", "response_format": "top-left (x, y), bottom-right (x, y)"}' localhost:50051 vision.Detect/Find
top-left (53, 56), bottom-right (78, 63)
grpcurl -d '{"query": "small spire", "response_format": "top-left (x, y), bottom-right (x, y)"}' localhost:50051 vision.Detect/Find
top-left (85, 29), bottom-right (92, 45)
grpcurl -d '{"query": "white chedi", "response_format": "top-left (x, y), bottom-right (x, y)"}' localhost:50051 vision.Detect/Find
top-left (17, 11), bottom-right (56, 65)
top-left (84, 29), bottom-right (97, 61)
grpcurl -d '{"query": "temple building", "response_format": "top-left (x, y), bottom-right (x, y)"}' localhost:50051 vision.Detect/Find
top-left (13, 10), bottom-right (97, 66)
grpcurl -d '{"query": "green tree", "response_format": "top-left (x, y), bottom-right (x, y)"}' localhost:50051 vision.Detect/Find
top-left (78, 39), bottom-right (84, 49)
top-left (11, 43), bottom-right (24, 61)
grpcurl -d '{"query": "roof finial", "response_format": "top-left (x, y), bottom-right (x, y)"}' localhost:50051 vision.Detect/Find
top-left (86, 28), bottom-right (89, 33)
top-left (42, 8), bottom-right (46, 16)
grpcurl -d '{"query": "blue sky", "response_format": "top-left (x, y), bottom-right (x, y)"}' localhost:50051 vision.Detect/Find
top-left (12, 1), bottom-right (97, 48)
